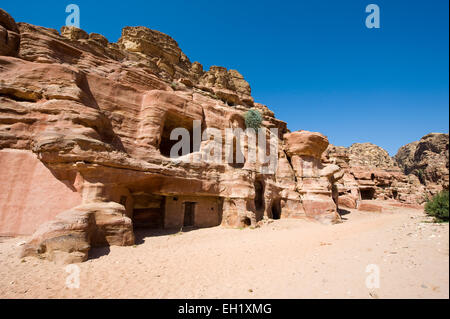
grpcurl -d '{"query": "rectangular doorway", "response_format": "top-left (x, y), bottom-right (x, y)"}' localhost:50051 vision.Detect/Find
top-left (132, 194), bottom-right (165, 229)
top-left (184, 202), bottom-right (196, 227)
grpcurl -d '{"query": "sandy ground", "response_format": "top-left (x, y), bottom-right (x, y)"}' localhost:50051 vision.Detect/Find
top-left (0, 205), bottom-right (448, 299)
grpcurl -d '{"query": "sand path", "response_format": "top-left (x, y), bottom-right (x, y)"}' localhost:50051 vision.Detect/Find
top-left (0, 206), bottom-right (448, 299)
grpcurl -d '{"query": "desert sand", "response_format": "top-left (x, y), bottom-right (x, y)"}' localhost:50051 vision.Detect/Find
top-left (0, 205), bottom-right (448, 299)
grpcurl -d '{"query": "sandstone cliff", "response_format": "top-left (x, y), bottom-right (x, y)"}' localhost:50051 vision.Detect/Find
top-left (0, 9), bottom-right (343, 263)
top-left (1, 8), bottom-right (446, 264)
top-left (395, 133), bottom-right (449, 190)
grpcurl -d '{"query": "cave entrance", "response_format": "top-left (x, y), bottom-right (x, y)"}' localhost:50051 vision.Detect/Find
top-left (271, 199), bottom-right (281, 220)
top-left (254, 181), bottom-right (265, 211)
top-left (133, 194), bottom-right (165, 229)
top-left (360, 188), bottom-right (376, 200)
top-left (159, 112), bottom-right (199, 158)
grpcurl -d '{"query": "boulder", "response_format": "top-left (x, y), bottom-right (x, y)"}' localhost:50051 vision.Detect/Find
top-left (284, 131), bottom-right (329, 159)
top-left (21, 202), bottom-right (134, 264)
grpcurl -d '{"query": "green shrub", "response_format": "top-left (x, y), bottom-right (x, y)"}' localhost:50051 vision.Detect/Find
top-left (244, 109), bottom-right (263, 130)
top-left (425, 190), bottom-right (449, 222)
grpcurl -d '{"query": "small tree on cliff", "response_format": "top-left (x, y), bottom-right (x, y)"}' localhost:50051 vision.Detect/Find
top-left (244, 109), bottom-right (263, 131)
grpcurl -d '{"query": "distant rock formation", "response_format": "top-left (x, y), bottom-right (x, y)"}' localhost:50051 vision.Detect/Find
top-left (324, 143), bottom-right (425, 211)
top-left (324, 133), bottom-right (448, 212)
top-left (395, 133), bottom-right (449, 191)
top-left (347, 143), bottom-right (397, 168)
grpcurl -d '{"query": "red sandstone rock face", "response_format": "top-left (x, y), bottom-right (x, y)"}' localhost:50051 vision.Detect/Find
top-left (338, 195), bottom-right (357, 209)
top-left (21, 202), bottom-right (134, 263)
top-left (0, 8), bottom-right (343, 262)
top-left (284, 131), bottom-right (342, 224)
top-left (284, 131), bottom-right (330, 159)
top-left (0, 149), bottom-right (82, 235)
top-left (358, 201), bottom-right (383, 213)
top-left (1, 7), bottom-right (444, 264)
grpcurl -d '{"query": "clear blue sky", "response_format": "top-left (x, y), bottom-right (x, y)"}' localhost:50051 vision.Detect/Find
top-left (2, 0), bottom-right (448, 155)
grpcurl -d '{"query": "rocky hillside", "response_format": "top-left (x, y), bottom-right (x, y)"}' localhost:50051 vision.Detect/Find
top-left (395, 133), bottom-right (449, 189)
top-left (347, 143), bottom-right (397, 168)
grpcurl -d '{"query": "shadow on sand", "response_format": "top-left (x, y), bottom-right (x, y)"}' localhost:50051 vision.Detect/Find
top-left (338, 209), bottom-right (352, 221)
top-left (88, 246), bottom-right (111, 260)
top-left (87, 227), bottom-right (199, 260)
top-left (134, 227), bottom-right (198, 245)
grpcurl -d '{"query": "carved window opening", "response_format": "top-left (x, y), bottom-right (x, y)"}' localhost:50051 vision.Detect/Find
top-left (229, 136), bottom-right (245, 169)
top-left (360, 188), bottom-right (376, 200)
top-left (159, 112), bottom-right (199, 158)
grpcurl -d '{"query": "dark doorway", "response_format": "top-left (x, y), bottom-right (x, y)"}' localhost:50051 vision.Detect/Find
top-left (242, 217), bottom-right (251, 227)
top-left (229, 136), bottom-right (245, 169)
top-left (271, 199), bottom-right (281, 220)
top-left (392, 190), bottom-right (398, 199)
top-left (360, 188), bottom-right (376, 200)
top-left (159, 112), bottom-right (199, 158)
top-left (184, 202), bottom-right (196, 227)
top-left (254, 181), bottom-right (264, 211)
top-left (133, 194), bottom-right (165, 229)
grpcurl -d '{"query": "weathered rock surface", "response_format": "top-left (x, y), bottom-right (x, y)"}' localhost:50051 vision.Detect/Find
top-left (395, 133), bottom-right (449, 191)
top-left (2, 8), bottom-right (445, 263)
top-left (21, 202), bottom-right (134, 263)
top-left (324, 142), bottom-right (427, 210)
top-left (0, 8), bottom-right (343, 262)
top-left (394, 141), bottom-right (419, 174)
top-left (358, 201), bottom-right (383, 213)
top-left (284, 131), bottom-right (343, 224)
top-left (347, 143), bottom-right (397, 168)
